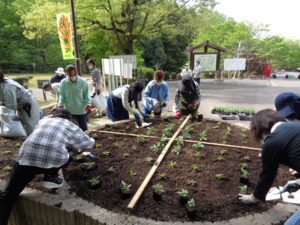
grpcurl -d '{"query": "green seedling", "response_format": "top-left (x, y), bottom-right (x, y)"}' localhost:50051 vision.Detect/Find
top-left (217, 122), bottom-right (222, 125)
top-left (194, 151), bottom-right (201, 157)
top-left (215, 156), bottom-right (224, 162)
top-left (175, 136), bottom-right (185, 146)
top-left (159, 173), bottom-right (168, 180)
top-left (2, 165), bottom-right (12, 171)
top-left (172, 145), bottom-right (181, 155)
top-left (102, 151), bottom-right (111, 156)
top-left (240, 185), bottom-right (248, 193)
top-left (242, 140), bottom-right (249, 145)
top-left (128, 169), bottom-right (137, 176)
top-left (241, 168), bottom-right (250, 178)
top-left (137, 136), bottom-right (146, 143)
top-left (83, 162), bottom-right (95, 169)
top-left (239, 163), bottom-right (248, 169)
top-left (177, 189), bottom-right (189, 198)
top-left (191, 164), bottom-right (200, 171)
top-left (161, 129), bottom-right (171, 137)
top-left (121, 181), bottom-right (132, 194)
top-left (158, 137), bottom-right (168, 146)
top-left (95, 143), bottom-right (102, 148)
top-left (107, 167), bottom-right (115, 173)
top-left (220, 149), bottom-right (228, 155)
top-left (241, 156), bottom-right (251, 162)
top-left (146, 127), bottom-right (156, 136)
top-left (199, 132), bottom-right (207, 141)
top-left (15, 143), bottom-right (21, 147)
top-left (241, 133), bottom-right (248, 138)
top-left (215, 173), bottom-right (225, 180)
top-left (187, 180), bottom-right (197, 186)
top-left (186, 198), bottom-right (196, 208)
top-left (107, 136), bottom-right (113, 141)
top-left (112, 143), bottom-right (120, 148)
top-left (2, 150), bottom-right (12, 155)
top-left (131, 145), bottom-right (137, 151)
top-left (76, 153), bottom-right (84, 160)
top-left (168, 161), bottom-right (177, 168)
top-left (145, 156), bottom-right (154, 162)
top-left (192, 142), bottom-right (204, 149)
top-left (123, 153), bottom-right (130, 157)
top-left (88, 176), bottom-right (101, 186)
top-left (152, 184), bottom-right (165, 195)
top-left (91, 133), bottom-right (97, 138)
top-left (150, 144), bottom-right (160, 154)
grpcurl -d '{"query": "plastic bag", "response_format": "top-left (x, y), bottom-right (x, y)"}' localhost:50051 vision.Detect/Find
top-left (0, 106), bottom-right (27, 137)
top-left (92, 94), bottom-right (107, 113)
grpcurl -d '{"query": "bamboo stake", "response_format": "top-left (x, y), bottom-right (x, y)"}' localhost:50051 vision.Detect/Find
top-left (94, 130), bottom-right (261, 152)
top-left (127, 115), bottom-right (192, 209)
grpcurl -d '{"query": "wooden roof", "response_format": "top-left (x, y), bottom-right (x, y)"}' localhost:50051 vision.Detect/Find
top-left (190, 40), bottom-right (226, 53)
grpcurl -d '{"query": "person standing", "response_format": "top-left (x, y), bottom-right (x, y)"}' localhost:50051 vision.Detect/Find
top-left (144, 70), bottom-right (169, 117)
top-left (0, 109), bottom-right (95, 225)
top-left (50, 67), bottom-right (66, 83)
top-left (86, 59), bottom-right (101, 97)
top-left (107, 81), bottom-right (145, 124)
top-left (42, 82), bottom-right (60, 106)
top-left (237, 109), bottom-right (300, 225)
top-left (175, 75), bottom-right (201, 121)
top-left (58, 65), bottom-right (92, 131)
top-left (181, 63), bottom-right (193, 77)
top-left (193, 60), bottom-right (202, 85)
top-left (0, 69), bottom-right (40, 135)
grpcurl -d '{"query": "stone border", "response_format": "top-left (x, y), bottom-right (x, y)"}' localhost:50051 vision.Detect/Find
top-left (3, 118), bottom-right (298, 225)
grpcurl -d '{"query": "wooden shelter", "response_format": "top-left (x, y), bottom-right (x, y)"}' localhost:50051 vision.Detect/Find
top-left (189, 40), bottom-right (226, 78)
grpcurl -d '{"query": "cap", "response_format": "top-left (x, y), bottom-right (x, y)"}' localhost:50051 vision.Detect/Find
top-left (275, 92), bottom-right (299, 117)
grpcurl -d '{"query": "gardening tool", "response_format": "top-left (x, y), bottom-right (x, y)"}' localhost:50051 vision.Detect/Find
top-left (277, 183), bottom-right (300, 194)
top-left (82, 152), bottom-right (95, 159)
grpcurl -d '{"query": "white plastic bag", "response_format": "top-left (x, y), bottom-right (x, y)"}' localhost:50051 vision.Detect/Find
top-left (92, 94), bottom-right (107, 113)
top-left (0, 106), bottom-right (27, 137)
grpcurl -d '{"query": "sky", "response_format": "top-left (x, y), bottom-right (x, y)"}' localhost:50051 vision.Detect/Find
top-left (215, 0), bottom-right (300, 40)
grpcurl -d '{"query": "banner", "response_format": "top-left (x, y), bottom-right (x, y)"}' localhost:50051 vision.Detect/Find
top-left (56, 13), bottom-right (74, 60)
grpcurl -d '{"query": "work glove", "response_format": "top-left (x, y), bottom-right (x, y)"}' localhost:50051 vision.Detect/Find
top-left (237, 194), bottom-right (259, 204)
top-left (284, 179), bottom-right (300, 193)
top-left (176, 111), bottom-right (182, 117)
top-left (86, 106), bottom-right (92, 114)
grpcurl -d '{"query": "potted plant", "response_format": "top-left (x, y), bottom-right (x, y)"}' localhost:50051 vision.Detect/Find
top-left (152, 184), bottom-right (165, 201)
top-left (240, 168), bottom-right (250, 184)
top-left (185, 198), bottom-right (197, 219)
top-left (88, 176), bottom-right (101, 189)
top-left (177, 189), bottom-right (189, 205)
top-left (120, 181), bottom-right (132, 199)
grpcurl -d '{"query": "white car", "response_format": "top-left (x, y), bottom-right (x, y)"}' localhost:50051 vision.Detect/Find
top-left (272, 71), bottom-right (300, 79)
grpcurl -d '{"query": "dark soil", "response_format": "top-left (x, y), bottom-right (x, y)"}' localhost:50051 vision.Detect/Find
top-left (63, 118), bottom-right (293, 222)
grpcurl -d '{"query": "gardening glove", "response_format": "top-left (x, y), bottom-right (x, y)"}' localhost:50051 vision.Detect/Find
top-left (86, 105), bottom-right (92, 114)
top-left (176, 111), bottom-right (182, 117)
top-left (237, 194), bottom-right (259, 204)
top-left (284, 179), bottom-right (300, 193)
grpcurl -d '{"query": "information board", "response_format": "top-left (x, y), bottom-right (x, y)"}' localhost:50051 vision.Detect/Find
top-left (194, 54), bottom-right (217, 72)
top-left (224, 58), bottom-right (246, 71)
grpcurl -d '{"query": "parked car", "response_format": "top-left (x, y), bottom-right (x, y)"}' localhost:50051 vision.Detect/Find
top-left (272, 71), bottom-right (300, 79)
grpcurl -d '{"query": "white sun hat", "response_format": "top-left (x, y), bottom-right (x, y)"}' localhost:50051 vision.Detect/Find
top-left (55, 67), bottom-right (65, 75)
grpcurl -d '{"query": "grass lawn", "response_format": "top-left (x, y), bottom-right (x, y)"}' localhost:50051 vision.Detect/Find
top-left (6, 73), bottom-right (90, 88)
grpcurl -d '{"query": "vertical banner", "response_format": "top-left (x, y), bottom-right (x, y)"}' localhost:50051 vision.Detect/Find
top-left (56, 13), bottom-right (74, 60)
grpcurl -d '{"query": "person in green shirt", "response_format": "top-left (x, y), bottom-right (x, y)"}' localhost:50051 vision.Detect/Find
top-left (58, 65), bottom-right (92, 131)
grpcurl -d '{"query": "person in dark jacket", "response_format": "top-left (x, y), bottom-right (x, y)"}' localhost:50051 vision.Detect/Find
top-left (50, 67), bottom-right (66, 83)
top-left (275, 92), bottom-right (300, 120)
top-left (174, 75), bottom-right (201, 121)
top-left (238, 109), bottom-right (300, 225)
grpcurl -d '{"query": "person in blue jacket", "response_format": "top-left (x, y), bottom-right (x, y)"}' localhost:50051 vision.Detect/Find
top-left (144, 70), bottom-right (169, 117)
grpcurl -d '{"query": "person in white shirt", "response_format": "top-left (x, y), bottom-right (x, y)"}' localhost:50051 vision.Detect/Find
top-left (193, 60), bottom-right (202, 85)
top-left (42, 82), bottom-right (60, 106)
top-left (181, 63), bottom-right (193, 77)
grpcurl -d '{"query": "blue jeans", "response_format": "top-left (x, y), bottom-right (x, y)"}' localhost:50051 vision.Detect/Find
top-left (71, 114), bottom-right (88, 131)
top-left (285, 209), bottom-right (300, 225)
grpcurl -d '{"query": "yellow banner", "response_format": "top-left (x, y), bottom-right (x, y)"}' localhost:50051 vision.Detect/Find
top-left (56, 13), bottom-right (75, 60)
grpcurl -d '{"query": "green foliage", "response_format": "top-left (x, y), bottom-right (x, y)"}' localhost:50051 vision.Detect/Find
top-left (172, 145), bottom-right (181, 155)
top-left (241, 168), bottom-right (250, 178)
top-left (215, 156), bottom-right (224, 162)
top-left (239, 163), bottom-right (248, 169)
top-left (137, 136), bottom-right (146, 144)
top-left (15, 143), bottom-right (21, 147)
top-left (177, 189), bottom-right (189, 198)
top-left (88, 176), bottom-right (101, 186)
top-left (191, 164), bottom-right (200, 171)
top-left (2, 150), bottom-right (12, 155)
top-left (241, 156), bottom-right (251, 162)
top-left (107, 137), bottom-right (114, 141)
top-left (150, 144), bottom-right (160, 154)
top-left (158, 137), bottom-right (168, 147)
top-left (194, 151), bottom-right (201, 157)
top-left (168, 161), bottom-right (177, 168)
top-left (220, 149), bottom-right (228, 155)
top-left (107, 167), bottom-right (115, 173)
top-left (121, 181), bottom-right (132, 194)
top-left (159, 173), bottom-right (168, 180)
top-left (128, 169), bottom-right (137, 177)
top-left (192, 142), bottom-right (204, 149)
top-left (240, 185), bottom-right (248, 193)
top-left (175, 136), bottom-right (185, 146)
top-left (186, 198), bottom-right (196, 207)
top-left (102, 151), bottom-right (111, 156)
top-left (95, 144), bottom-right (102, 148)
top-left (215, 174), bottom-right (225, 180)
top-left (187, 180), bottom-right (197, 186)
top-left (2, 165), bottom-right (12, 171)
top-left (83, 162), bottom-right (95, 169)
top-left (145, 156), bottom-right (154, 162)
top-left (76, 154), bottom-right (84, 160)
top-left (199, 131), bottom-right (207, 141)
top-left (123, 153), bottom-right (130, 157)
top-left (146, 127), bottom-right (156, 136)
top-left (152, 184), bottom-right (165, 195)
top-left (112, 143), bottom-right (120, 148)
